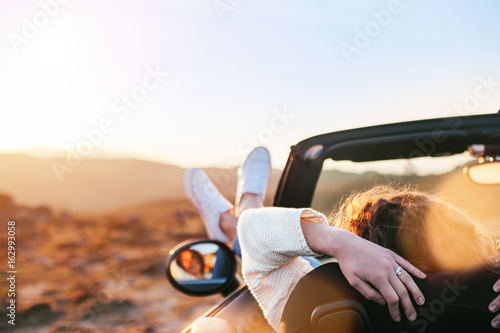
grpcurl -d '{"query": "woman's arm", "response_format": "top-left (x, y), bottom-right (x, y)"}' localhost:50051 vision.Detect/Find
top-left (238, 208), bottom-right (324, 331)
top-left (238, 207), bottom-right (426, 331)
top-left (301, 220), bottom-right (426, 322)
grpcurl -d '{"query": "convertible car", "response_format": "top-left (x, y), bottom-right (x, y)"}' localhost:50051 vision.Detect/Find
top-left (167, 112), bottom-right (500, 333)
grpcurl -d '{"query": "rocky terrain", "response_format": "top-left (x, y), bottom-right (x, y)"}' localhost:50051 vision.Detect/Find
top-left (0, 194), bottom-right (225, 333)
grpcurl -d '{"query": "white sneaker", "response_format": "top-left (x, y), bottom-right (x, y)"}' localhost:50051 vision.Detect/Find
top-left (235, 146), bottom-right (272, 210)
top-left (184, 168), bottom-right (233, 243)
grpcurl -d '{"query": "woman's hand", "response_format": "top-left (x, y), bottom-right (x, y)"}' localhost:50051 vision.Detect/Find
top-left (301, 221), bottom-right (426, 323)
top-left (489, 278), bottom-right (500, 329)
top-left (334, 229), bottom-right (426, 322)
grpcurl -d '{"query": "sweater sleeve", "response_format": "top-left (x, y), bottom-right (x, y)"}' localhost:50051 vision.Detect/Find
top-left (237, 207), bottom-right (328, 332)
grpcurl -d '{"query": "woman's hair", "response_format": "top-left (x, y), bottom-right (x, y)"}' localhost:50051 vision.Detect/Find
top-left (176, 249), bottom-right (205, 273)
top-left (330, 185), bottom-right (498, 273)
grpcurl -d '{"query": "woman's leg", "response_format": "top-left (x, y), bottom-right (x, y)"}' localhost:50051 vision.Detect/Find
top-left (227, 193), bottom-right (265, 258)
top-left (220, 146), bottom-right (270, 244)
top-left (219, 210), bottom-right (238, 242)
top-left (234, 155), bottom-right (321, 267)
top-left (184, 168), bottom-right (234, 243)
top-left (184, 147), bottom-right (271, 257)
top-left (238, 193), bottom-right (264, 212)
top-left (219, 195), bottom-right (262, 258)
top-left (218, 193), bottom-right (265, 243)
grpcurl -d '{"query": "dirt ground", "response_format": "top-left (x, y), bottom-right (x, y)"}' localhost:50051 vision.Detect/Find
top-left (0, 196), bottom-right (223, 332)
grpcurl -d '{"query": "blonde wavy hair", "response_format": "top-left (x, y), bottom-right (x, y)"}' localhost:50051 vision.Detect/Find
top-left (330, 185), bottom-right (498, 273)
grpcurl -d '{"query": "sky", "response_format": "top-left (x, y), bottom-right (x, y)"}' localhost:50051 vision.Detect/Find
top-left (1, 0), bottom-right (500, 171)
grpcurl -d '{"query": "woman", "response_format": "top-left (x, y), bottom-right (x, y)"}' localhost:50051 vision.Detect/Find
top-left (186, 146), bottom-right (500, 331)
top-left (279, 186), bottom-right (500, 332)
top-left (237, 187), bottom-right (500, 332)
top-left (185, 146), bottom-right (426, 331)
top-left (175, 249), bottom-right (210, 280)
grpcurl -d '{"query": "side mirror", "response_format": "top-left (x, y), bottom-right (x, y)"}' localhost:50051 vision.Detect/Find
top-left (464, 158), bottom-right (500, 185)
top-left (166, 240), bottom-right (239, 297)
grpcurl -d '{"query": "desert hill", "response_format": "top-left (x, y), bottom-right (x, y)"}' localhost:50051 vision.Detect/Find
top-left (0, 154), bottom-right (188, 214)
top-left (0, 154), bottom-right (284, 214)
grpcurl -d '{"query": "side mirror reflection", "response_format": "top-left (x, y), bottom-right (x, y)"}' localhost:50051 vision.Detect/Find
top-left (465, 160), bottom-right (500, 185)
top-left (166, 240), bottom-right (238, 296)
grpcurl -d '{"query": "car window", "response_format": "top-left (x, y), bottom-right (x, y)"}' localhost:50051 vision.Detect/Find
top-left (311, 153), bottom-right (500, 239)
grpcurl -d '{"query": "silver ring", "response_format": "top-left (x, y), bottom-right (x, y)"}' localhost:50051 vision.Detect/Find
top-left (395, 266), bottom-right (404, 277)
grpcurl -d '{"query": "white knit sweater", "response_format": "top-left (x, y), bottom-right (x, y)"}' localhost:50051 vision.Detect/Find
top-left (237, 207), bottom-right (329, 332)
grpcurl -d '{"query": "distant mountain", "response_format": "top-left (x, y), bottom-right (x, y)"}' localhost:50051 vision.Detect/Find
top-left (0, 154), bottom-right (186, 213)
top-left (0, 154), bottom-right (281, 214)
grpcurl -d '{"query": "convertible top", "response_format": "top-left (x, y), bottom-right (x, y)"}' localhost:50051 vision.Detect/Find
top-left (274, 113), bottom-right (500, 208)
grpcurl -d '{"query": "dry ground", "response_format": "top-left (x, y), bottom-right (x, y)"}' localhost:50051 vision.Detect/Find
top-left (0, 197), bottom-right (223, 333)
